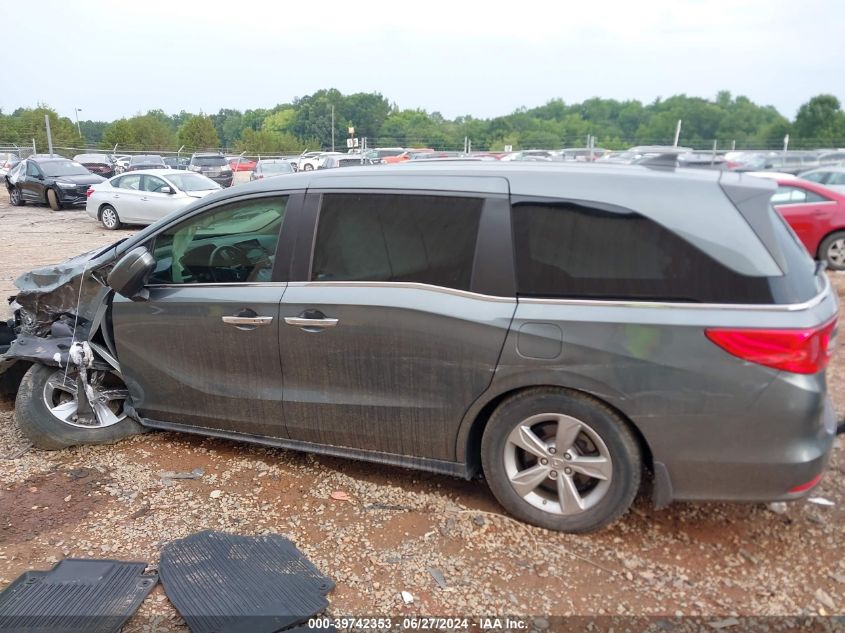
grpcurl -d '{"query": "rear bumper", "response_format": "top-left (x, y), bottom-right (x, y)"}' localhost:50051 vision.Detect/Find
top-left (654, 394), bottom-right (836, 505)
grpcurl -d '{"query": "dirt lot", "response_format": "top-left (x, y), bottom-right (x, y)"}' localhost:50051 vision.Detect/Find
top-left (0, 185), bottom-right (844, 629)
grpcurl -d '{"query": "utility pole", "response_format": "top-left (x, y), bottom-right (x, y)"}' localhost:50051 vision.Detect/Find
top-left (74, 107), bottom-right (83, 140)
top-left (45, 114), bottom-right (54, 157)
top-left (711, 140), bottom-right (717, 166)
top-left (673, 120), bottom-right (682, 147)
top-left (331, 105), bottom-right (335, 152)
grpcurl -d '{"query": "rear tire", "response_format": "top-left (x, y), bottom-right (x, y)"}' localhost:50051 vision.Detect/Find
top-left (481, 387), bottom-right (642, 533)
top-left (46, 188), bottom-right (61, 211)
top-left (15, 364), bottom-right (145, 450)
top-left (8, 186), bottom-right (24, 206)
top-left (100, 204), bottom-right (121, 230)
top-left (303, 164), bottom-right (313, 171)
top-left (819, 231), bottom-right (845, 271)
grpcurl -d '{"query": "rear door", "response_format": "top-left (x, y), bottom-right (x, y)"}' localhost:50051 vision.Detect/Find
top-left (112, 192), bottom-right (302, 437)
top-left (279, 180), bottom-right (516, 462)
top-left (20, 160), bottom-right (44, 202)
top-left (110, 173), bottom-right (146, 222)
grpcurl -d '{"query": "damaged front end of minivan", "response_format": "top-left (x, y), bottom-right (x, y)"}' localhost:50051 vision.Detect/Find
top-left (0, 242), bottom-right (144, 432)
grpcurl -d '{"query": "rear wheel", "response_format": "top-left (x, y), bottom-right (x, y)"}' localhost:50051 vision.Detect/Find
top-left (8, 186), bottom-right (24, 206)
top-left (819, 231), bottom-right (845, 270)
top-left (303, 164), bottom-right (313, 171)
top-left (15, 364), bottom-right (145, 450)
top-left (481, 387), bottom-right (642, 533)
top-left (46, 188), bottom-right (62, 211)
top-left (100, 204), bottom-right (121, 230)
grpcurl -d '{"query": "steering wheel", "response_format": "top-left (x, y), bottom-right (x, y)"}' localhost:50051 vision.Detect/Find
top-left (208, 244), bottom-right (251, 282)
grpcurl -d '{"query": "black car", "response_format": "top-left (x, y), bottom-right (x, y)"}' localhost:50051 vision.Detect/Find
top-left (5, 157), bottom-right (104, 210)
top-left (126, 155), bottom-right (167, 172)
top-left (73, 153), bottom-right (116, 178)
top-left (188, 153), bottom-right (233, 187)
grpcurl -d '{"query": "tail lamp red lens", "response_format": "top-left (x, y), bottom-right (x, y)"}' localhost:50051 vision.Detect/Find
top-left (705, 318), bottom-right (837, 374)
top-left (86, 187), bottom-right (95, 198)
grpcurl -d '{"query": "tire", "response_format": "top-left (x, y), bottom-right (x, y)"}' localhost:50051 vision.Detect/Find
top-left (818, 231), bottom-right (845, 271)
top-left (46, 188), bottom-right (61, 211)
top-left (8, 186), bottom-right (25, 206)
top-left (15, 363), bottom-right (145, 450)
top-left (100, 204), bottom-right (121, 230)
top-left (303, 164), bottom-right (313, 171)
top-left (481, 387), bottom-right (642, 533)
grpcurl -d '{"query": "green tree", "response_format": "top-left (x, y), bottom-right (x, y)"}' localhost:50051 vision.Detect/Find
top-left (793, 95), bottom-right (845, 146)
top-left (178, 115), bottom-right (220, 150)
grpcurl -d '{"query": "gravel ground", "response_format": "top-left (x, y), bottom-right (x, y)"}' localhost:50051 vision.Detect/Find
top-left (0, 180), bottom-right (844, 628)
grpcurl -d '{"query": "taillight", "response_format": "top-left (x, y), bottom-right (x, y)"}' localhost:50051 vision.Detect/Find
top-left (86, 187), bottom-right (95, 198)
top-left (705, 318), bottom-right (837, 374)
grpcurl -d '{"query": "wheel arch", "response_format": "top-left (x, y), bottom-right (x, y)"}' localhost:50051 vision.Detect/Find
top-left (815, 228), bottom-right (845, 260)
top-left (458, 383), bottom-right (654, 482)
top-left (97, 202), bottom-right (115, 219)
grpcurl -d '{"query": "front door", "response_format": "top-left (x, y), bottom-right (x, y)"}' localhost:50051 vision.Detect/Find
top-left (279, 190), bottom-right (516, 461)
top-left (112, 194), bottom-right (296, 437)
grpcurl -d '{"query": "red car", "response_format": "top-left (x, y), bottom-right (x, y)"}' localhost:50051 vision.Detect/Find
top-left (773, 178), bottom-right (845, 270)
top-left (228, 157), bottom-right (257, 172)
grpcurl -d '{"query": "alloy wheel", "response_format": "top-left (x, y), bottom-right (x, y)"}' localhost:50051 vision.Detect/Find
top-left (42, 369), bottom-right (129, 429)
top-left (503, 413), bottom-right (613, 516)
top-left (827, 239), bottom-right (845, 267)
top-left (10, 187), bottom-right (21, 204)
top-left (101, 207), bottom-right (118, 229)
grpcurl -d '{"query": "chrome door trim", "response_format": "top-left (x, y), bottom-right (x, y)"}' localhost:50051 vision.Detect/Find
top-left (222, 316), bottom-right (274, 326)
top-left (284, 317), bottom-right (339, 328)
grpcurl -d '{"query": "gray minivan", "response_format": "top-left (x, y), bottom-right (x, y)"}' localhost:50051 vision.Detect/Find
top-left (0, 163), bottom-right (838, 532)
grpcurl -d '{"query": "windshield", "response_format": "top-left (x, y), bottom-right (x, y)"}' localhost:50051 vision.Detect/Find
top-left (260, 161), bottom-right (292, 173)
top-left (42, 161), bottom-right (91, 177)
top-left (165, 173), bottom-right (222, 191)
top-left (131, 155), bottom-right (164, 164)
top-left (193, 156), bottom-right (227, 166)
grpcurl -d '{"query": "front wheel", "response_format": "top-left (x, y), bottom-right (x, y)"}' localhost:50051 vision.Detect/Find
top-left (303, 164), bottom-right (313, 171)
top-left (15, 364), bottom-right (145, 450)
top-left (9, 186), bottom-right (25, 206)
top-left (100, 204), bottom-right (121, 230)
top-left (46, 188), bottom-right (62, 211)
top-left (819, 231), bottom-right (845, 271)
top-left (481, 387), bottom-right (642, 533)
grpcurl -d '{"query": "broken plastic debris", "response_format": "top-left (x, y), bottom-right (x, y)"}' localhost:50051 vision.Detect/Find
top-left (807, 497), bottom-right (834, 506)
top-left (159, 468), bottom-right (204, 481)
top-left (329, 491), bottom-right (350, 502)
top-left (209, 490), bottom-right (223, 499)
top-left (401, 590), bottom-right (414, 604)
top-left (766, 502), bottom-right (788, 515)
top-left (427, 566), bottom-right (447, 588)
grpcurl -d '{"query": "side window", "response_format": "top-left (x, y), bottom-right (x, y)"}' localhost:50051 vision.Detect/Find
top-left (511, 201), bottom-right (772, 303)
top-left (110, 176), bottom-right (123, 188)
top-left (828, 173), bottom-right (845, 186)
top-left (142, 175), bottom-right (168, 193)
top-left (805, 190), bottom-right (830, 203)
top-left (771, 186), bottom-right (807, 205)
top-left (26, 161), bottom-right (40, 177)
top-left (149, 196), bottom-right (287, 285)
top-left (801, 172), bottom-right (827, 184)
top-left (311, 193), bottom-right (482, 291)
top-left (119, 174), bottom-right (142, 190)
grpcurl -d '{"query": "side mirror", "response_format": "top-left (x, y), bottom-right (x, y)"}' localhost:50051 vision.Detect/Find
top-left (107, 246), bottom-right (155, 301)
top-left (160, 186), bottom-right (174, 194)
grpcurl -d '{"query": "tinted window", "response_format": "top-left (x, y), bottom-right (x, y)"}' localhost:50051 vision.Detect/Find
top-left (193, 156), bottom-right (227, 167)
top-left (150, 197), bottom-right (287, 285)
top-left (511, 201), bottom-right (773, 303)
top-left (311, 193), bottom-right (482, 290)
top-left (26, 161), bottom-right (40, 177)
top-left (802, 172), bottom-right (828, 184)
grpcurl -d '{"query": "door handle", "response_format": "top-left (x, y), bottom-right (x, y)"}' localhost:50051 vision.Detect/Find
top-left (284, 317), bottom-right (339, 329)
top-left (141, 196), bottom-right (148, 201)
top-left (222, 316), bottom-right (273, 326)
top-left (113, 194), bottom-right (120, 198)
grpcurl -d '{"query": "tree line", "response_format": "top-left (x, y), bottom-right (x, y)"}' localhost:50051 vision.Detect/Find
top-left (2, 90), bottom-right (845, 155)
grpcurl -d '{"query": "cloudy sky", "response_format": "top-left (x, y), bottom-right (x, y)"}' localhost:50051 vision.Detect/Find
top-left (6, 0), bottom-right (844, 122)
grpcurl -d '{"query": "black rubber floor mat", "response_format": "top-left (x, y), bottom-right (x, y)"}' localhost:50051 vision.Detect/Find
top-left (0, 559), bottom-right (157, 633)
top-left (159, 530), bottom-right (334, 633)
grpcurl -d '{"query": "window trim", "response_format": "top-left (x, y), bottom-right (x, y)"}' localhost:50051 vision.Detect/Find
top-left (300, 188), bottom-right (494, 293)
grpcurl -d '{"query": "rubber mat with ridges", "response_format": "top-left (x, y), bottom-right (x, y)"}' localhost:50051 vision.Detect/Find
top-left (159, 530), bottom-right (334, 633)
top-left (0, 559), bottom-right (157, 633)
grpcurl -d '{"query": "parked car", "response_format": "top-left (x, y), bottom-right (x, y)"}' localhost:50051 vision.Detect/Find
top-left (228, 157), bottom-right (257, 172)
top-left (126, 155), bottom-right (167, 172)
top-left (188, 153), bottom-right (233, 187)
top-left (164, 157), bottom-right (189, 170)
top-left (363, 147), bottom-right (405, 164)
top-left (1, 163), bottom-right (836, 533)
top-left (771, 177), bottom-right (845, 269)
top-left (0, 152), bottom-right (20, 177)
top-left (318, 155), bottom-right (374, 169)
top-left (73, 153), bottom-right (116, 178)
top-left (250, 159), bottom-right (295, 180)
top-left (5, 156), bottom-right (103, 210)
top-left (113, 155), bottom-right (132, 174)
top-left (298, 152), bottom-right (342, 172)
top-left (382, 148), bottom-right (434, 164)
top-left (85, 170), bottom-right (221, 229)
top-left (798, 166), bottom-right (845, 193)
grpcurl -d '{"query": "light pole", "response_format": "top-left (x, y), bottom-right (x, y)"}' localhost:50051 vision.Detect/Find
top-left (74, 107), bottom-right (83, 140)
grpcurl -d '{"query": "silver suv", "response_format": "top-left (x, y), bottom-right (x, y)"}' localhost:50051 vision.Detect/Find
top-left (1, 163), bottom-right (838, 532)
top-left (188, 153), bottom-right (233, 187)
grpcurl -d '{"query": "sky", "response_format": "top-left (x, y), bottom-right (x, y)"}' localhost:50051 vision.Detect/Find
top-left (5, 0), bottom-right (845, 123)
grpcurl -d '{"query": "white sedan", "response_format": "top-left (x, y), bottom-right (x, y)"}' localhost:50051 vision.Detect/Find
top-left (86, 169), bottom-right (221, 229)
